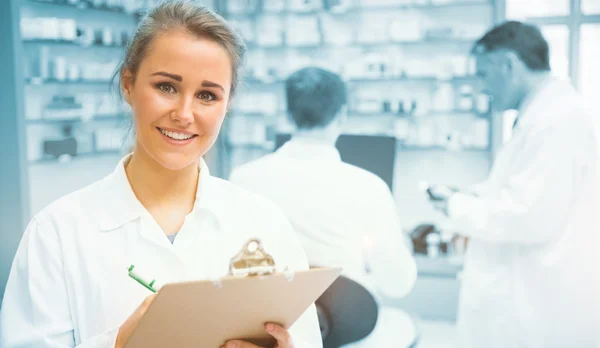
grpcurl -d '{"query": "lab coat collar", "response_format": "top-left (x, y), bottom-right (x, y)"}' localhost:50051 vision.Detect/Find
top-left (277, 137), bottom-right (341, 162)
top-left (98, 154), bottom-right (226, 232)
top-left (515, 76), bottom-right (574, 130)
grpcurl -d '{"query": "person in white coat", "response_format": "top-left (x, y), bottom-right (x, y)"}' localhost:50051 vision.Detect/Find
top-left (429, 21), bottom-right (600, 348)
top-left (229, 67), bottom-right (418, 347)
top-left (0, 2), bottom-right (322, 348)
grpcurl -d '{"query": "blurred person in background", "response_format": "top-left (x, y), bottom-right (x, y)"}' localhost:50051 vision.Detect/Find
top-left (230, 67), bottom-right (418, 347)
top-left (0, 2), bottom-right (322, 348)
top-left (427, 21), bottom-right (600, 348)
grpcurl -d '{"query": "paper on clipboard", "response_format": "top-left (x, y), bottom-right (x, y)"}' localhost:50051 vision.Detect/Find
top-left (124, 239), bottom-right (342, 348)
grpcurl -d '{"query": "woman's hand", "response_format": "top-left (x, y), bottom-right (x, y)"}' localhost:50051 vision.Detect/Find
top-left (221, 323), bottom-right (294, 348)
top-left (115, 294), bottom-right (157, 348)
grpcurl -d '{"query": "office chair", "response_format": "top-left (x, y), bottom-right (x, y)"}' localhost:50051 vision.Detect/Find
top-left (314, 275), bottom-right (379, 348)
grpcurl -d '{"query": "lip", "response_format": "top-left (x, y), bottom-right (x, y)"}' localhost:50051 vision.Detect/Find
top-left (156, 127), bottom-right (198, 146)
top-left (157, 127), bottom-right (197, 136)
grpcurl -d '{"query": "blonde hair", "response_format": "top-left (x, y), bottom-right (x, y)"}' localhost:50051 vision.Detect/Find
top-left (116, 0), bottom-right (246, 96)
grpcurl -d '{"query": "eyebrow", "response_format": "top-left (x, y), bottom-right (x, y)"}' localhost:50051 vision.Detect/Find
top-left (151, 71), bottom-right (182, 81)
top-left (151, 71), bottom-right (225, 92)
top-left (201, 80), bottom-right (225, 92)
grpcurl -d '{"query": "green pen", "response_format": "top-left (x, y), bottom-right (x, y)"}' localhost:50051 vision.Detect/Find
top-left (128, 265), bottom-right (158, 293)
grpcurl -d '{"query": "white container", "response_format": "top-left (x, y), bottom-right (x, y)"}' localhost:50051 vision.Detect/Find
top-left (68, 64), bottom-right (80, 81)
top-left (53, 57), bottom-right (67, 81)
top-left (476, 93), bottom-right (490, 114)
top-left (426, 233), bottom-right (441, 258)
top-left (59, 19), bottom-right (77, 41)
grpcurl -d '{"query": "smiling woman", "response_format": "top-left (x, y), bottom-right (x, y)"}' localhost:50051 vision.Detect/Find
top-left (0, 1), bottom-right (323, 348)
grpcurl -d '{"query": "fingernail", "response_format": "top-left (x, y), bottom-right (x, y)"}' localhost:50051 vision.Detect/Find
top-left (266, 323), bottom-right (274, 332)
top-left (226, 342), bottom-right (237, 348)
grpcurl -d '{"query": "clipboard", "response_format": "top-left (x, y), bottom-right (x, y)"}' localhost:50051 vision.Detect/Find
top-left (125, 239), bottom-right (341, 348)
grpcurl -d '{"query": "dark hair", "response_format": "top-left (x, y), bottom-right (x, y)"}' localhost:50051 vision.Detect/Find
top-left (285, 67), bottom-right (347, 130)
top-left (113, 0), bottom-right (246, 96)
top-left (472, 21), bottom-right (550, 71)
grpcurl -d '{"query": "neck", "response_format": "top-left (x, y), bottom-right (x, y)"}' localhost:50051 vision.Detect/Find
top-left (125, 146), bottom-right (199, 210)
top-left (518, 71), bottom-right (551, 108)
top-left (294, 125), bottom-right (339, 145)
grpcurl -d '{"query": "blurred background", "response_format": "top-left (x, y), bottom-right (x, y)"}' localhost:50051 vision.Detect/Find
top-left (1, 0), bottom-right (599, 346)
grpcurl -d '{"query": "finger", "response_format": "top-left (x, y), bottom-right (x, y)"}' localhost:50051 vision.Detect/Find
top-left (265, 323), bottom-right (292, 347)
top-left (223, 340), bottom-right (261, 348)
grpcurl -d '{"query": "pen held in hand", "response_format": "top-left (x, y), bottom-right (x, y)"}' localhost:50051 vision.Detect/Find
top-left (128, 265), bottom-right (159, 293)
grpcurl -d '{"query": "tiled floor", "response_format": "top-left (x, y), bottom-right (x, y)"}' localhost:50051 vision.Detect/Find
top-left (414, 320), bottom-right (457, 348)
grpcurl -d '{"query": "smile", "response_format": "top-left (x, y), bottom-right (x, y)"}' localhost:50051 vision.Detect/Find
top-left (157, 127), bottom-right (198, 141)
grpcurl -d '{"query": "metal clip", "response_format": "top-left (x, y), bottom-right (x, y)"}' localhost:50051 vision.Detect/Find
top-left (228, 238), bottom-right (277, 277)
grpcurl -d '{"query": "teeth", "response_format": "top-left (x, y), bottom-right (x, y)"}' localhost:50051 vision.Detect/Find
top-left (160, 128), bottom-right (194, 140)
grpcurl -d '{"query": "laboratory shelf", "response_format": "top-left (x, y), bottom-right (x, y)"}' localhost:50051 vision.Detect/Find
top-left (25, 78), bottom-right (113, 86)
top-left (398, 145), bottom-right (490, 152)
top-left (345, 0), bottom-right (491, 13)
top-left (241, 75), bottom-right (478, 87)
top-left (349, 110), bottom-right (484, 117)
top-left (227, 143), bottom-right (273, 151)
top-left (246, 39), bottom-right (476, 51)
top-left (349, 76), bottom-right (439, 83)
top-left (414, 254), bottom-right (463, 278)
top-left (22, 39), bottom-right (125, 49)
top-left (27, 0), bottom-right (135, 15)
top-left (26, 114), bottom-right (128, 125)
top-left (226, 0), bottom-right (491, 18)
top-left (29, 149), bottom-right (122, 164)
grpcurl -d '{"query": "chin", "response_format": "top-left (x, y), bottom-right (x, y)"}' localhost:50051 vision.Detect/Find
top-left (153, 151), bottom-right (202, 171)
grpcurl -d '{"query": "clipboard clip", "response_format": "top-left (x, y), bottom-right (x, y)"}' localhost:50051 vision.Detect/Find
top-left (229, 238), bottom-right (277, 277)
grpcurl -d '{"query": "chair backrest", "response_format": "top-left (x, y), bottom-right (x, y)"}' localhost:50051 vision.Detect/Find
top-left (315, 274), bottom-right (379, 348)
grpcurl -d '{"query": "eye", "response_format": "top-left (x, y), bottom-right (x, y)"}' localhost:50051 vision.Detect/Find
top-left (198, 91), bottom-right (216, 102)
top-left (156, 82), bottom-right (176, 94)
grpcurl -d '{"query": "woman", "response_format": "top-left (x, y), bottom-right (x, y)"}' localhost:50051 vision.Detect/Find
top-left (0, 1), bottom-right (322, 347)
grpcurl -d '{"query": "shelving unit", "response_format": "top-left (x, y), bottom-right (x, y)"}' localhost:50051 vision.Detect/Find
top-left (247, 39), bottom-right (476, 50)
top-left (222, 0), bottom-right (496, 167)
top-left (227, 0), bottom-right (490, 17)
top-left (29, 149), bottom-right (123, 164)
top-left (20, 0), bottom-right (140, 163)
top-left (28, 0), bottom-right (138, 14)
top-left (26, 114), bottom-right (128, 124)
top-left (23, 38), bottom-right (126, 48)
top-left (25, 78), bottom-right (114, 85)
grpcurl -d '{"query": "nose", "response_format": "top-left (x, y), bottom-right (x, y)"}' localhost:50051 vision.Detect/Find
top-left (171, 97), bottom-right (195, 125)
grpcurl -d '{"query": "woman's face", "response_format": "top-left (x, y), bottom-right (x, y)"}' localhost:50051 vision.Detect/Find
top-left (122, 30), bottom-right (232, 171)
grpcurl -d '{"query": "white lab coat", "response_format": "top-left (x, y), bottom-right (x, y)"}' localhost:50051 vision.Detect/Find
top-left (0, 155), bottom-right (322, 348)
top-left (229, 138), bottom-right (418, 347)
top-left (447, 78), bottom-right (600, 348)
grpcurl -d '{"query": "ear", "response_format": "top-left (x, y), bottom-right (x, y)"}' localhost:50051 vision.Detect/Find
top-left (503, 51), bottom-right (523, 76)
top-left (121, 69), bottom-right (134, 105)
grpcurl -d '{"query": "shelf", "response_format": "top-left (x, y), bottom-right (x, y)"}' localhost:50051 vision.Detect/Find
top-left (398, 145), bottom-right (489, 152)
top-left (227, 111), bottom-right (276, 117)
top-left (415, 254), bottom-right (463, 278)
top-left (349, 110), bottom-right (485, 117)
top-left (29, 149), bottom-right (122, 164)
top-left (23, 39), bottom-right (125, 49)
top-left (246, 39), bottom-right (476, 51)
top-left (26, 114), bottom-right (128, 125)
top-left (226, 1), bottom-right (490, 18)
top-left (26, 78), bottom-right (113, 86)
top-left (242, 76), bottom-right (477, 86)
top-left (353, 75), bottom-right (479, 84)
top-left (26, 0), bottom-right (136, 15)
top-left (227, 142), bottom-right (273, 150)
top-left (346, 1), bottom-right (491, 12)
top-left (349, 76), bottom-right (438, 83)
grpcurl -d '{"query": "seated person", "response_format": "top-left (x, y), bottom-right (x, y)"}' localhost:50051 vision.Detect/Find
top-left (229, 67), bottom-right (418, 347)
